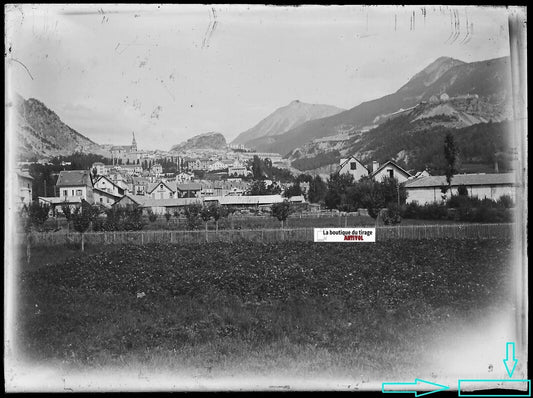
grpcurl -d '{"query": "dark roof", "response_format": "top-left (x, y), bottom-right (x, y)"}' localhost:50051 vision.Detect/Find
top-left (17, 171), bottom-right (33, 180)
top-left (404, 173), bottom-right (516, 188)
top-left (369, 160), bottom-right (412, 179)
top-left (93, 188), bottom-right (122, 199)
top-left (56, 170), bottom-right (92, 187)
top-left (177, 183), bottom-right (203, 191)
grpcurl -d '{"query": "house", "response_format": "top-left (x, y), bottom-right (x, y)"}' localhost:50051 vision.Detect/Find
top-left (150, 163), bottom-right (163, 175)
top-left (56, 170), bottom-right (94, 204)
top-left (404, 173), bottom-right (516, 204)
top-left (93, 188), bottom-right (122, 207)
top-left (16, 170), bottom-right (33, 210)
top-left (411, 170), bottom-right (431, 179)
top-left (369, 160), bottom-right (412, 183)
top-left (177, 183), bottom-right (202, 198)
top-left (188, 158), bottom-right (210, 171)
top-left (113, 194), bottom-right (202, 215)
top-left (208, 160), bottom-right (226, 172)
top-left (228, 165), bottom-right (249, 177)
top-left (38, 196), bottom-right (83, 215)
top-left (338, 156), bottom-right (369, 181)
top-left (118, 164), bottom-right (143, 175)
top-left (91, 162), bottom-right (106, 176)
top-left (93, 175), bottom-right (125, 196)
top-left (203, 194), bottom-right (285, 209)
top-left (176, 172), bottom-right (194, 183)
top-left (131, 176), bottom-right (150, 195)
top-left (147, 180), bottom-right (178, 199)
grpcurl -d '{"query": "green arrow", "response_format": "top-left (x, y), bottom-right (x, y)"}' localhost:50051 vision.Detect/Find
top-left (382, 378), bottom-right (449, 397)
top-left (503, 342), bottom-right (518, 377)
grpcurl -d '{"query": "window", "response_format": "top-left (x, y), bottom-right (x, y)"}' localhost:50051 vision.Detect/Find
top-left (76, 190), bottom-right (83, 196)
top-left (350, 162), bottom-right (357, 170)
top-left (63, 190), bottom-right (67, 197)
top-left (100, 198), bottom-right (103, 203)
top-left (72, 190), bottom-right (75, 196)
top-left (388, 169), bottom-right (394, 178)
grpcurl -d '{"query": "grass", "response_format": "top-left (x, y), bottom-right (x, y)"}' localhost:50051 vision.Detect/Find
top-left (13, 239), bottom-right (513, 382)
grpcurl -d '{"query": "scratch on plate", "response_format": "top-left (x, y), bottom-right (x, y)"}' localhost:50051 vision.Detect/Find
top-left (201, 7), bottom-right (218, 49)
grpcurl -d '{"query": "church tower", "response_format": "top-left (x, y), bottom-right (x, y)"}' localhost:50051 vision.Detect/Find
top-left (131, 132), bottom-right (137, 151)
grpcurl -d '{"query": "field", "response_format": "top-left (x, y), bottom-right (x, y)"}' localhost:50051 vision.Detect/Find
top-left (13, 238), bottom-right (514, 386)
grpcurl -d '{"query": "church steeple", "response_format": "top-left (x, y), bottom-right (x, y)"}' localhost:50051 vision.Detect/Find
top-left (131, 132), bottom-right (137, 151)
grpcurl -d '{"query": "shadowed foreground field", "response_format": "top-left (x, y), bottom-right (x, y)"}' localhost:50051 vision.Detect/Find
top-left (15, 239), bottom-right (513, 380)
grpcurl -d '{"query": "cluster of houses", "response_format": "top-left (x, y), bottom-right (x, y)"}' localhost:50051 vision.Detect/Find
top-left (338, 156), bottom-right (516, 204)
top-left (32, 165), bottom-right (305, 216)
top-left (15, 149), bottom-right (516, 218)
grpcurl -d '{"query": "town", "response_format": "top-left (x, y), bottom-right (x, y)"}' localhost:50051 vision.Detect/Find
top-left (15, 130), bottom-right (516, 227)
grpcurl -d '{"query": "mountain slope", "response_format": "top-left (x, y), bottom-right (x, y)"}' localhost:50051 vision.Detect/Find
top-left (14, 94), bottom-right (107, 160)
top-left (231, 100), bottom-right (344, 147)
top-left (170, 132), bottom-right (227, 152)
top-left (290, 98), bottom-right (514, 175)
top-left (259, 56), bottom-right (512, 156)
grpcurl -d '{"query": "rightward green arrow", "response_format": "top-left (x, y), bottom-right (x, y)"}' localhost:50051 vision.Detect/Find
top-left (382, 378), bottom-right (449, 397)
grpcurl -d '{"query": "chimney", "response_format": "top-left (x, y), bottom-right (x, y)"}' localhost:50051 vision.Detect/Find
top-left (494, 160), bottom-right (499, 173)
top-left (372, 161), bottom-right (380, 172)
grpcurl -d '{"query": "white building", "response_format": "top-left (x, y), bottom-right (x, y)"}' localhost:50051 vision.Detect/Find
top-left (404, 173), bottom-right (516, 204)
top-left (55, 170), bottom-right (94, 204)
top-left (369, 160), bottom-right (412, 183)
top-left (338, 156), bottom-right (369, 181)
top-left (16, 170), bottom-right (33, 210)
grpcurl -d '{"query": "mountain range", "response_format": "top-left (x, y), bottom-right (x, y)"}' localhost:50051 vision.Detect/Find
top-left (13, 94), bottom-right (108, 161)
top-left (231, 100), bottom-right (345, 149)
top-left (250, 56), bottom-right (512, 157)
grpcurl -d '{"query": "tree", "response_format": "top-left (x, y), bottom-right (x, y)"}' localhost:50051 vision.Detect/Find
top-left (283, 183), bottom-right (303, 198)
top-left (164, 212), bottom-right (172, 223)
top-left (247, 180), bottom-right (268, 195)
top-left (71, 201), bottom-right (100, 251)
top-left (271, 200), bottom-right (291, 229)
top-left (325, 172), bottom-right (354, 210)
top-left (444, 132), bottom-right (459, 195)
top-left (147, 210), bottom-right (158, 222)
top-left (92, 167), bottom-right (98, 180)
top-left (200, 204), bottom-right (212, 238)
top-left (61, 201), bottom-right (73, 232)
top-left (183, 203), bottom-right (202, 230)
top-left (457, 184), bottom-right (468, 196)
top-left (28, 202), bottom-right (50, 230)
top-left (208, 203), bottom-right (227, 232)
top-left (251, 155), bottom-right (266, 180)
top-left (308, 175), bottom-right (327, 204)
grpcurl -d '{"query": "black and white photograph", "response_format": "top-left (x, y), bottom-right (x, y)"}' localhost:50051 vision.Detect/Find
top-left (4, 4), bottom-right (527, 393)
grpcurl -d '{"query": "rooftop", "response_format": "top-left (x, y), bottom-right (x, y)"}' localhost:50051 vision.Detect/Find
top-left (404, 173), bottom-right (516, 188)
top-left (56, 170), bottom-right (92, 187)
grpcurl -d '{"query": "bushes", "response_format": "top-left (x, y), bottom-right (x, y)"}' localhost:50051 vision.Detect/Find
top-left (401, 195), bottom-right (514, 223)
top-left (382, 203), bottom-right (401, 225)
top-left (94, 205), bottom-right (145, 231)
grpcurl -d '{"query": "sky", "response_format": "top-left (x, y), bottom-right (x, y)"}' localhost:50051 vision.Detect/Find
top-left (5, 5), bottom-right (514, 151)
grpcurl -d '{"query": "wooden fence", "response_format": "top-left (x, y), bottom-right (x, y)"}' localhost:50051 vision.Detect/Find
top-left (22, 223), bottom-right (514, 247)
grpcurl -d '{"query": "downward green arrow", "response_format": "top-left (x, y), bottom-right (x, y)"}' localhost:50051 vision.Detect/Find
top-left (503, 342), bottom-right (518, 377)
top-left (382, 378), bottom-right (449, 397)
